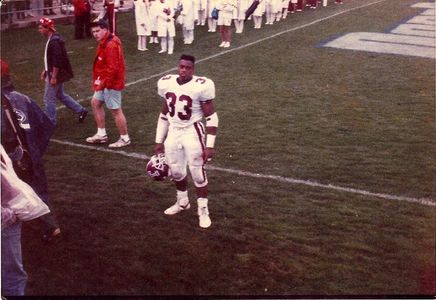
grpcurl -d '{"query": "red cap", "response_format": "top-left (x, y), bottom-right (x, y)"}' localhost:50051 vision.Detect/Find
top-left (0, 59), bottom-right (10, 78)
top-left (39, 17), bottom-right (56, 31)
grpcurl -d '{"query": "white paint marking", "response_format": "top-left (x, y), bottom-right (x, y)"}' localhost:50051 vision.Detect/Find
top-left (324, 32), bottom-right (436, 58)
top-left (391, 24), bottom-right (436, 38)
top-left (412, 2), bottom-right (435, 9)
top-left (323, 2), bottom-right (436, 58)
top-left (406, 15), bottom-right (435, 26)
top-left (51, 139), bottom-right (436, 207)
top-left (421, 9), bottom-right (435, 16)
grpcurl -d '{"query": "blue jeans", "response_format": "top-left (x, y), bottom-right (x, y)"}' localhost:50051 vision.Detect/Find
top-left (44, 80), bottom-right (86, 124)
top-left (1, 222), bottom-right (27, 296)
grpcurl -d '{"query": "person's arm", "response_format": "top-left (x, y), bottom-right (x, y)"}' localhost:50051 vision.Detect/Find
top-left (201, 100), bottom-right (218, 162)
top-left (154, 101), bottom-right (169, 154)
top-left (50, 67), bottom-right (59, 85)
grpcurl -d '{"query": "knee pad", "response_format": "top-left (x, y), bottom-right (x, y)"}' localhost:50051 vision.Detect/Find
top-left (189, 165), bottom-right (208, 188)
top-left (170, 164), bottom-right (187, 182)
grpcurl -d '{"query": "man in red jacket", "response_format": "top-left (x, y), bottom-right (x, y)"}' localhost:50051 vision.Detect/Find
top-left (86, 19), bottom-right (131, 148)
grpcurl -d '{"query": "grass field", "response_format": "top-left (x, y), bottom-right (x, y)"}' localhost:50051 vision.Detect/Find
top-left (1, 0), bottom-right (435, 296)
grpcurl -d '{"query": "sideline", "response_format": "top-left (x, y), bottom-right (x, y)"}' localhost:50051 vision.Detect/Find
top-left (51, 139), bottom-right (436, 207)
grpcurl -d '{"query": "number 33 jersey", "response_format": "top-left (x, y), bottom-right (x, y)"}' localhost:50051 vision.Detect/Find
top-left (158, 75), bottom-right (215, 128)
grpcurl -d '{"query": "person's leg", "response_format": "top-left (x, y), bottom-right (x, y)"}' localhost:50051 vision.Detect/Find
top-left (110, 108), bottom-right (128, 136)
top-left (167, 36), bottom-right (174, 54)
top-left (56, 83), bottom-right (86, 114)
top-left (74, 15), bottom-right (83, 39)
top-left (37, 188), bottom-right (61, 242)
top-left (1, 222), bottom-right (27, 296)
top-left (43, 79), bottom-right (58, 124)
top-left (219, 25), bottom-right (226, 46)
top-left (159, 35), bottom-right (167, 52)
top-left (225, 25), bottom-right (231, 44)
top-left (91, 97), bottom-right (105, 130)
top-left (84, 11), bottom-right (92, 37)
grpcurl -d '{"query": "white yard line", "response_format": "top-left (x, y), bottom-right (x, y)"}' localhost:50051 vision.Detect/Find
top-left (51, 139), bottom-right (436, 207)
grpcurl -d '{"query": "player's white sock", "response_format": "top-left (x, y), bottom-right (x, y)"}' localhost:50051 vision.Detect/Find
top-left (97, 128), bottom-right (107, 136)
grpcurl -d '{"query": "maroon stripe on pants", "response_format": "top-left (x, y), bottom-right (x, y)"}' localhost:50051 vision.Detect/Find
top-left (194, 122), bottom-right (207, 181)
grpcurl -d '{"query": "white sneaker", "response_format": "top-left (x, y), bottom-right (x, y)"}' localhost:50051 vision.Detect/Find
top-left (108, 138), bottom-right (131, 148)
top-left (219, 41), bottom-right (226, 47)
top-left (159, 49), bottom-right (167, 53)
top-left (197, 198), bottom-right (211, 228)
top-left (164, 198), bottom-right (191, 215)
top-left (223, 42), bottom-right (230, 48)
top-left (86, 134), bottom-right (109, 144)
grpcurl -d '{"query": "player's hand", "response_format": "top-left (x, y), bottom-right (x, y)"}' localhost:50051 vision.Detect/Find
top-left (154, 143), bottom-right (165, 155)
top-left (40, 70), bottom-right (46, 81)
top-left (203, 147), bottom-right (215, 163)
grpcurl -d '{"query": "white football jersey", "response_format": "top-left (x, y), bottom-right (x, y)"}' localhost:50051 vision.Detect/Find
top-left (158, 74), bottom-right (215, 128)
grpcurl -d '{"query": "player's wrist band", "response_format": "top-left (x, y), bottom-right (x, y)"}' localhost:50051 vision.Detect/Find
top-left (206, 134), bottom-right (216, 148)
top-left (206, 112), bottom-right (219, 128)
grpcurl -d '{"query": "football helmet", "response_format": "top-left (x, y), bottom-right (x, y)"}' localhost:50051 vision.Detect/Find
top-left (146, 153), bottom-right (170, 181)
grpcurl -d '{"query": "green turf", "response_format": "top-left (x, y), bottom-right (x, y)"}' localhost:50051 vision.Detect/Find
top-left (1, 0), bottom-right (435, 295)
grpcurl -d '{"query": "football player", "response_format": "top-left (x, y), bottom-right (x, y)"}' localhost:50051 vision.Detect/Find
top-left (154, 54), bottom-right (218, 228)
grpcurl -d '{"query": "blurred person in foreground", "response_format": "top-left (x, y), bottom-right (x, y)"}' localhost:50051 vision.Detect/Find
top-left (1, 59), bottom-right (61, 242)
top-left (38, 17), bottom-right (88, 125)
top-left (86, 19), bottom-right (131, 148)
top-left (154, 54), bottom-right (219, 228)
top-left (1, 145), bottom-right (29, 296)
top-left (1, 145), bottom-right (51, 296)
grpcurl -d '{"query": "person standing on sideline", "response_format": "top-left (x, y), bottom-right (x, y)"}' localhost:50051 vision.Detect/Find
top-left (178, 0), bottom-right (195, 44)
top-left (156, 0), bottom-right (176, 54)
top-left (206, 0), bottom-right (217, 32)
top-left (72, 0), bottom-right (92, 39)
top-left (149, 0), bottom-right (160, 44)
top-left (233, 0), bottom-right (248, 33)
top-left (86, 19), bottom-right (131, 148)
top-left (216, 0), bottom-right (236, 47)
top-left (134, 0), bottom-right (151, 51)
top-left (251, 0), bottom-right (265, 29)
top-left (38, 18), bottom-right (88, 125)
top-left (104, 0), bottom-right (117, 33)
top-left (154, 54), bottom-right (219, 228)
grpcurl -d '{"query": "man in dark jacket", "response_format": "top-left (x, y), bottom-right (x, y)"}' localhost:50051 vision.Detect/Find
top-left (38, 17), bottom-right (88, 125)
top-left (1, 59), bottom-right (61, 243)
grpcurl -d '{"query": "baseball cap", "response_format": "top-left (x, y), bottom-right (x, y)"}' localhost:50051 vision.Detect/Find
top-left (39, 17), bottom-right (56, 31)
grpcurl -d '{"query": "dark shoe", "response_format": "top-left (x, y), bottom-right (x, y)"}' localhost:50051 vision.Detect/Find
top-left (42, 227), bottom-right (61, 243)
top-left (78, 110), bottom-right (88, 123)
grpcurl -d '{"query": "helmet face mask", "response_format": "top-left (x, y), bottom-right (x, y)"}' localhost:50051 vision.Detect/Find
top-left (146, 153), bottom-right (170, 181)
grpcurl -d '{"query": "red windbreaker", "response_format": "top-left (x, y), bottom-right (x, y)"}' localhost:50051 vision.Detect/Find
top-left (72, 0), bottom-right (90, 16)
top-left (93, 32), bottom-right (125, 91)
